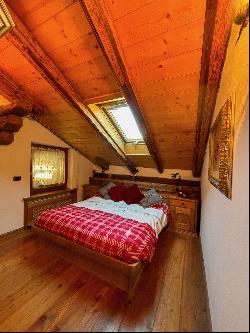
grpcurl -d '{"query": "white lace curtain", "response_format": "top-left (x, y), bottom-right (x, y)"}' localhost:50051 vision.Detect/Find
top-left (32, 146), bottom-right (65, 189)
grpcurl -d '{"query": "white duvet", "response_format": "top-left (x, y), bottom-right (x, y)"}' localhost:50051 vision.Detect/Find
top-left (72, 196), bottom-right (168, 237)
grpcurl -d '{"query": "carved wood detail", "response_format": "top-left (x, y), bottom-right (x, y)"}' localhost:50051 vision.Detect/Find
top-left (0, 114), bottom-right (23, 132)
top-left (23, 188), bottom-right (77, 228)
top-left (0, 131), bottom-right (14, 144)
top-left (80, 0), bottom-right (163, 173)
top-left (193, 0), bottom-right (234, 176)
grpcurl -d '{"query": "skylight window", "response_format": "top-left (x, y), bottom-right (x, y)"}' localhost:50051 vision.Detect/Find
top-left (107, 105), bottom-right (143, 142)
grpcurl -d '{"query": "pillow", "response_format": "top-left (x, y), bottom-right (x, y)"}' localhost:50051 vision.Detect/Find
top-left (143, 188), bottom-right (157, 197)
top-left (98, 181), bottom-right (116, 199)
top-left (108, 183), bottom-right (127, 202)
top-left (123, 184), bottom-right (144, 204)
top-left (140, 192), bottom-right (162, 208)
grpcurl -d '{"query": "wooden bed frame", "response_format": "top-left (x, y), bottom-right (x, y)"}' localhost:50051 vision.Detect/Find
top-left (32, 224), bottom-right (145, 300)
top-left (27, 177), bottom-right (199, 299)
top-left (24, 187), bottom-right (145, 299)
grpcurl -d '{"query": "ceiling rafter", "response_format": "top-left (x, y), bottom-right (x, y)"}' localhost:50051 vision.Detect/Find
top-left (192, 0), bottom-right (234, 176)
top-left (79, 0), bottom-right (163, 173)
top-left (5, 4), bottom-right (137, 173)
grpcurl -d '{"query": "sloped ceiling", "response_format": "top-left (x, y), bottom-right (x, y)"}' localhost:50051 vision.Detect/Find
top-left (0, 0), bottom-right (207, 172)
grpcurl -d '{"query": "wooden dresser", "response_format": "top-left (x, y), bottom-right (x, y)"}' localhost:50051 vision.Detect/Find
top-left (168, 194), bottom-right (199, 236)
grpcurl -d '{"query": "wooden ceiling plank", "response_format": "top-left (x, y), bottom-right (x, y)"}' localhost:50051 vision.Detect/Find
top-left (192, 0), bottom-right (234, 176)
top-left (5, 4), bottom-right (136, 173)
top-left (80, 0), bottom-right (163, 173)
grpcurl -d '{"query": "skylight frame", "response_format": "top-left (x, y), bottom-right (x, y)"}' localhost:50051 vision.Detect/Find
top-left (102, 102), bottom-right (144, 144)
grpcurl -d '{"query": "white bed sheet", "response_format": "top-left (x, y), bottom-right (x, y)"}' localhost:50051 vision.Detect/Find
top-left (72, 196), bottom-right (168, 237)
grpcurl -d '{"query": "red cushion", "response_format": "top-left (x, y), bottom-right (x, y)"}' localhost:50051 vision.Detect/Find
top-left (123, 184), bottom-right (144, 204)
top-left (108, 183), bottom-right (127, 202)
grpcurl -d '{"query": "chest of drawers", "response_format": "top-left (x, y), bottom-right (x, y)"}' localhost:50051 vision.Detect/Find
top-left (169, 195), bottom-right (199, 236)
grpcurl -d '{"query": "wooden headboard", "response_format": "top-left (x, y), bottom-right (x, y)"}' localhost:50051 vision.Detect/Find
top-left (82, 175), bottom-right (200, 205)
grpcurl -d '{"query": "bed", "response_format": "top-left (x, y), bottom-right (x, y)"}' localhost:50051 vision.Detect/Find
top-left (32, 195), bottom-right (169, 299)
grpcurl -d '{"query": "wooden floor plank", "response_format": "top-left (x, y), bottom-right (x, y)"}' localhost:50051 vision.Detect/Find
top-left (0, 229), bottom-right (211, 332)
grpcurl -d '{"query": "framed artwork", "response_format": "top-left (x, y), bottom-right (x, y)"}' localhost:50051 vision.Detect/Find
top-left (208, 94), bottom-right (235, 199)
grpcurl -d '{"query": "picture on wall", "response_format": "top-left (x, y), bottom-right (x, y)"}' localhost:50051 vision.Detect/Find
top-left (208, 94), bottom-right (235, 199)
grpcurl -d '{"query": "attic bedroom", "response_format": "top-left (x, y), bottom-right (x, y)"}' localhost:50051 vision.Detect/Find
top-left (0, 0), bottom-right (248, 332)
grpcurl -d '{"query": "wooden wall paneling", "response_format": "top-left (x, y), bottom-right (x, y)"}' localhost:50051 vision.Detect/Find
top-left (192, 0), bottom-right (234, 176)
top-left (5, 4), bottom-right (137, 173)
top-left (123, 20), bottom-right (204, 68)
top-left (106, 0), bottom-right (205, 48)
top-left (4, 0), bottom-right (76, 32)
top-left (131, 49), bottom-right (202, 83)
top-left (80, 0), bottom-right (164, 173)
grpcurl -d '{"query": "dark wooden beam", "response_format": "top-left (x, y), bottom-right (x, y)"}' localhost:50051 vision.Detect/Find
top-left (0, 131), bottom-right (14, 145)
top-left (0, 69), bottom-right (43, 116)
top-left (0, 114), bottom-right (23, 132)
top-left (0, 99), bottom-right (33, 117)
top-left (79, 0), bottom-right (163, 173)
top-left (5, 5), bottom-right (137, 174)
top-left (192, 0), bottom-right (234, 176)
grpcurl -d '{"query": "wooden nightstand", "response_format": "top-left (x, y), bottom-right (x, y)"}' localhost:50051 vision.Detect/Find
top-left (168, 195), bottom-right (199, 236)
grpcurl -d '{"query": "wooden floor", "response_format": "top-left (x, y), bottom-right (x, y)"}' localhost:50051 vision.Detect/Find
top-left (0, 228), bottom-right (211, 332)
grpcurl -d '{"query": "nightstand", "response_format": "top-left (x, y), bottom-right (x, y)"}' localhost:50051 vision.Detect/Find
top-left (168, 195), bottom-right (199, 236)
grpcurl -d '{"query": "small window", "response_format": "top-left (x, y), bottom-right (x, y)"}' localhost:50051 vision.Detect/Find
top-left (100, 101), bottom-right (143, 143)
top-left (31, 143), bottom-right (68, 194)
top-left (108, 105), bottom-right (143, 142)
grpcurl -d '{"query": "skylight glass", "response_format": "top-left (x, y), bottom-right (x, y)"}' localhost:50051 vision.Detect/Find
top-left (108, 105), bottom-right (143, 142)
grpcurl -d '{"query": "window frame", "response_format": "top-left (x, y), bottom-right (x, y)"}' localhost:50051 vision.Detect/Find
top-left (100, 101), bottom-right (144, 144)
top-left (30, 143), bottom-right (68, 195)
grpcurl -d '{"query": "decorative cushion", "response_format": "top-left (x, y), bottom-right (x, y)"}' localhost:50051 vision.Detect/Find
top-left (140, 191), bottom-right (162, 208)
top-left (143, 188), bottom-right (157, 197)
top-left (108, 183), bottom-right (127, 202)
top-left (98, 181), bottom-right (116, 199)
top-left (123, 184), bottom-right (145, 204)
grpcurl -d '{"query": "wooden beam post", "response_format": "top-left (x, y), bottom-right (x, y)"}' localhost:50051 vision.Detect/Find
top-left (0, 99), bottom-right (33, 117)
top-left (0, 114), bottom-right (23, 132)
top-left (192, 0), bottom-right (234, 177)
top-left (0, 131), bottom-right (14, 145)
top-left (5, 5), bottom-right (137, 173)
top-left (79, 0), bottom-right (163, 173)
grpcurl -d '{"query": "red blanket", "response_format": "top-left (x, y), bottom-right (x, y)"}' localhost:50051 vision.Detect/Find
top-left (35, 205), bottom-right (157, 264)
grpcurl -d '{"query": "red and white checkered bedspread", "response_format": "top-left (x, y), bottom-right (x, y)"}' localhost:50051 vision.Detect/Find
top-left (35, 205), bottom-right (158, 264)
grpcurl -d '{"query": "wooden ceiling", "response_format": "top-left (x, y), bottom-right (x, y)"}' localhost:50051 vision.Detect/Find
top-left (0, 0), bottom-right (218, 173)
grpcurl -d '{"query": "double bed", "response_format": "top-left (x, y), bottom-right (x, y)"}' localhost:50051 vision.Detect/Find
top-left (32, 193), bottom-right (169, 299)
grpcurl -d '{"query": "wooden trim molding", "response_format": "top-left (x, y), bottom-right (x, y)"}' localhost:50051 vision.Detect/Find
top-left (79, 0), bottom-right (163, 173)
top-left (5, 4), bottom-right (137, 174)
top-left (192, 0), bottom-right (234, 177)
top-left (92, 172), bottom-right (200, 188)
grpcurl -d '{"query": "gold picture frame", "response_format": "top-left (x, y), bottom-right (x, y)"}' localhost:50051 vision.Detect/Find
top-left (208, 95), bottom-right (235, 199)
